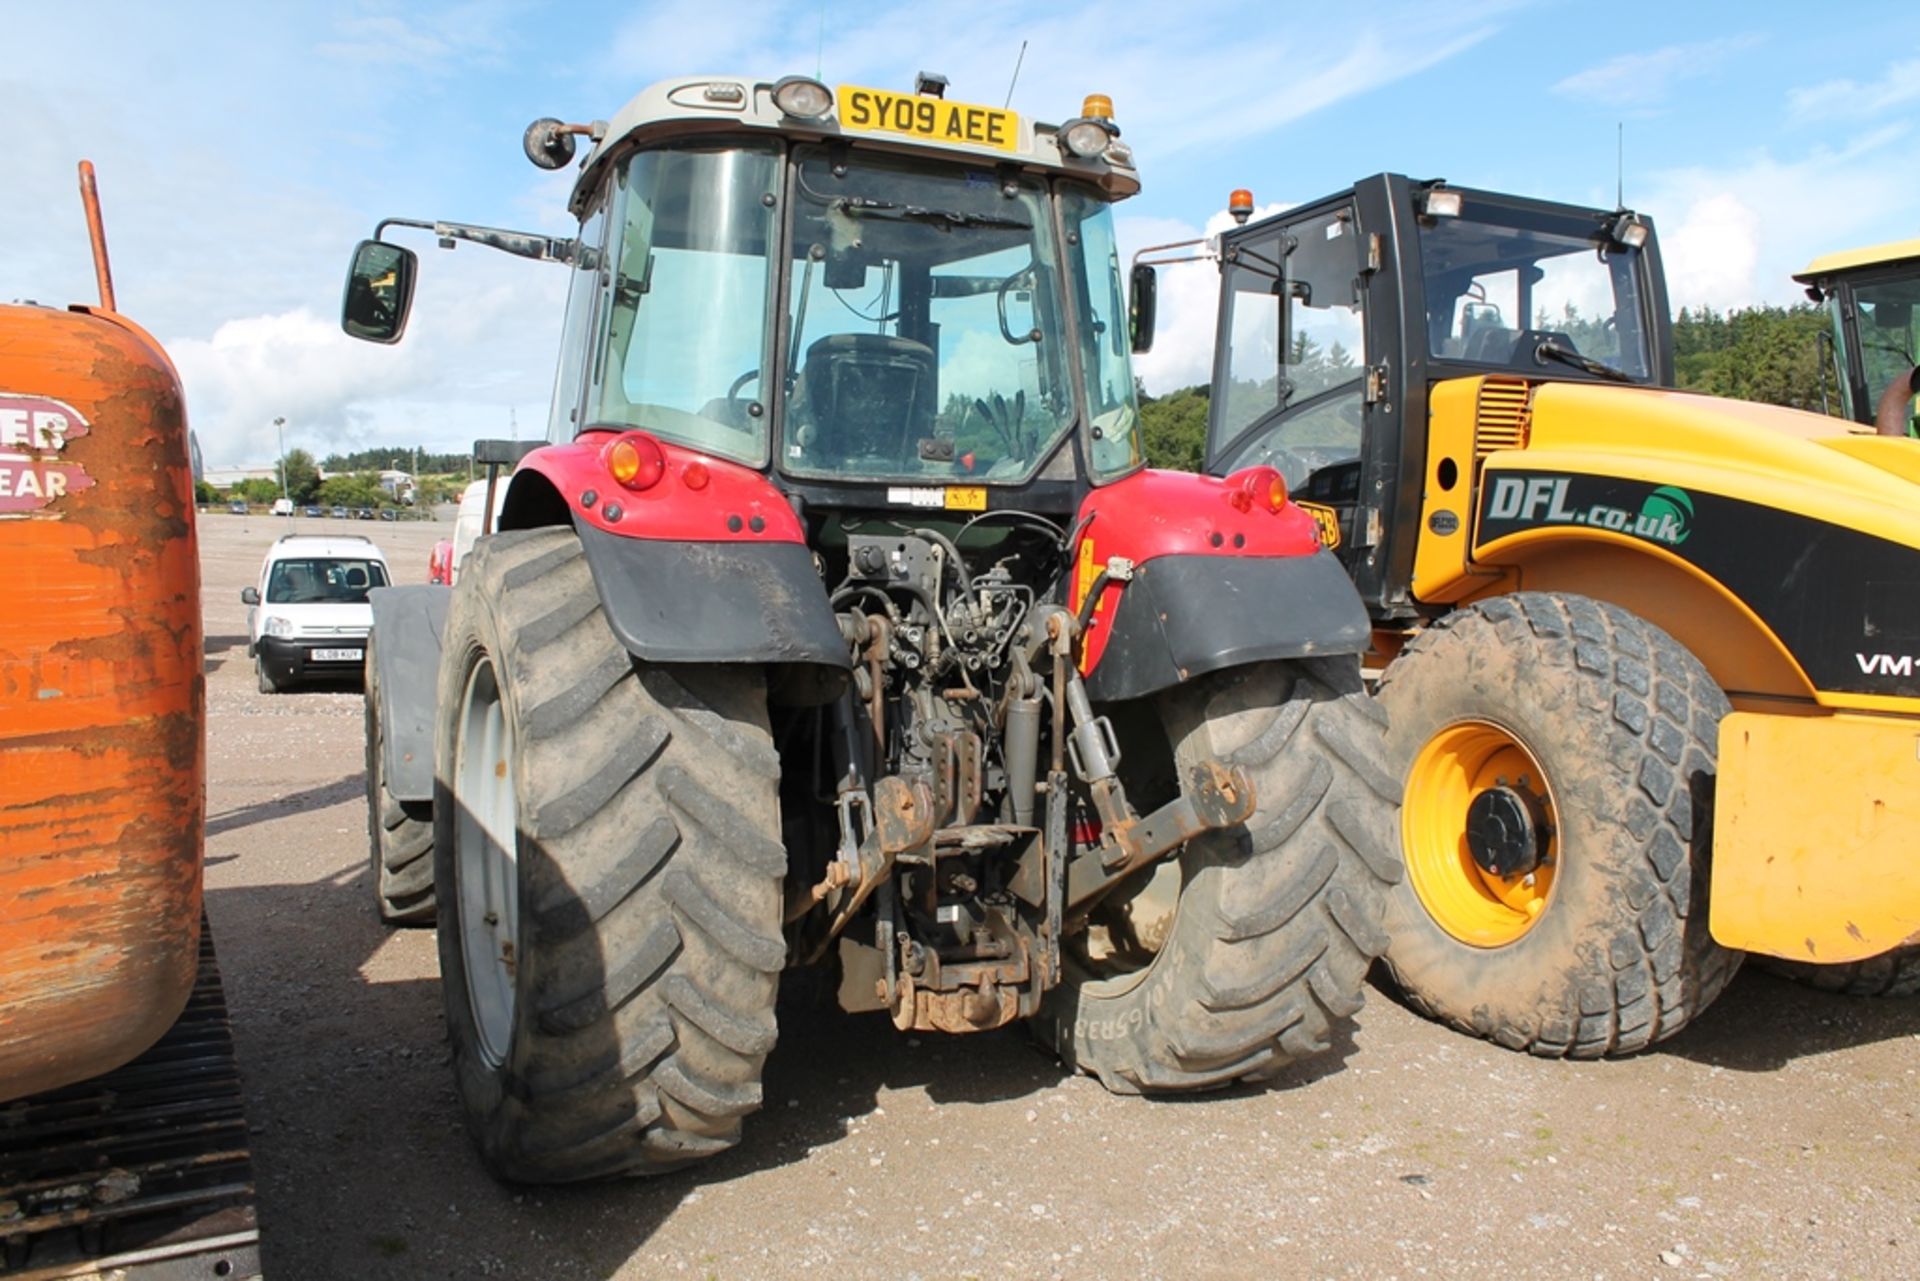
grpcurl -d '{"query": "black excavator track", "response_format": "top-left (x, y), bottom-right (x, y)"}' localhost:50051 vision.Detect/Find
top-left (0, 920), bottom-right (260, 1280)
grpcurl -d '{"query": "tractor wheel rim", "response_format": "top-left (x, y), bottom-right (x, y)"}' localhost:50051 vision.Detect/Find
top-left (1403, 720), bottom-right (1558, 947)
top-left (454, 653), bottom-right (519, 1068)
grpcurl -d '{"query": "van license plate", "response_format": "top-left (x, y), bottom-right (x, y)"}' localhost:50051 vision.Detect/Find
top-left (836, 84), bottom-right (1019, 152)
top-left (312, 648), bottom-right (364, 662)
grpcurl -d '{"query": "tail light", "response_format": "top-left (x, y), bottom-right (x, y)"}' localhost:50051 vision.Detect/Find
top-left (1225, 465), bottom-right (1288, 514)
top-left (601, 431), bottom-right (665, 491)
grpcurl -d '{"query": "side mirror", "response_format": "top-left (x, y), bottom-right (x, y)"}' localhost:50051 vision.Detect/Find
top-left (341, 239), bottom-right (418, 344)
top-left (1129, 262), bottom-right (1157, 354)
top-left (240, 586), bottom-right (259, 605)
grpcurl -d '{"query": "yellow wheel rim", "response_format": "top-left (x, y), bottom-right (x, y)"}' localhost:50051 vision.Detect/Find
top-left (1403, 720), bottom-right (1558, 947)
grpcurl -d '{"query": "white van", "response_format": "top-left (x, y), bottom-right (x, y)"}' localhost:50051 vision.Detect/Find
top-left (242, 535), bottom-right (390, 692)
top-left (271, 497), bottom-right (295, 517)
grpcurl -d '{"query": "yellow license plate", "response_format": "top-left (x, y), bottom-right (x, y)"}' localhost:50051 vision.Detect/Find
top-left (944, 486), bottom-right (987, 511)
top-left (837, 85), bottom-right (1019, 152)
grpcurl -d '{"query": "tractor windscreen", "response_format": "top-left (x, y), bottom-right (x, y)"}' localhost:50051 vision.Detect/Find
top-left (780, 147), bottom-right (1084, 483)
top-left (1834, 272), bottom-right (1920, 423)
top-left (1420, 204), bottom-right (1654, 383)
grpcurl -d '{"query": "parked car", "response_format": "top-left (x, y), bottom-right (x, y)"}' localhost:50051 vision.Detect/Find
top-left (378, 508), bottom-right (398, 521)
top-left (240, 535), bottom-right (390, 693)
top-left (271, 497), bottom-right (294, 517)
top-left (228, 499), bottom-right (248, 515)
top-left (329, 505), bottom-right (349, 519)
top-left (303, 505), bottom-right (323, 518)
top-left (356, 507), bottom-right (375, 520)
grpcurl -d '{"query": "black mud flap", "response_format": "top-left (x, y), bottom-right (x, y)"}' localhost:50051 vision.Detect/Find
top-left (368, 584), bottom-right (451, 805)
top-left (575, 520), bottom-right (849, 703)
top-left (1083, 550), bottom-right (1371, 703)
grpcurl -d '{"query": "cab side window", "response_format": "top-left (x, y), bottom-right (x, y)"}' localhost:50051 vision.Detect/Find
top-left (547, 200), bottom-right (608, 443)
top-left (1211, 205), bottom-right (1367, 490)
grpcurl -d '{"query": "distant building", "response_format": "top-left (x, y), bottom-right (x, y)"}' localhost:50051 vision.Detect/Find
top-left (203, 465), bottom-right (279, 490)
top-left (377, 469), bottom-right (417, 505)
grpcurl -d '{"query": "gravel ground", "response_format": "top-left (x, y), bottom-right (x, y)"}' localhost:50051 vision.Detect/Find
top-left (196, 514), bottom-right (1920, 1281)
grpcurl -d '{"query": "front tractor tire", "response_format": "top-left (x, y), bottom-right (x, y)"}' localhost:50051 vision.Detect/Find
top-left (366, 631), bottom-right (435, 925)
top-left (1378, 593), bottom-right (1741, 1058)
top-left (433, 527), bottom-right (785, 1183)
top-left (1040, 658), bottom-right (1402, 1093)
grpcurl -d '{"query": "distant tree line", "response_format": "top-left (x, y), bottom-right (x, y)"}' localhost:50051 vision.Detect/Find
top-left (321, 446), bottom-right (474, 473)
top-left (1672, 304), bottom-right (1832, 414)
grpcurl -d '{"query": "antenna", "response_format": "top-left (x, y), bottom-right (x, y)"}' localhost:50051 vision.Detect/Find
top-left (1616, 121), bottom-right (1624, 208)
top-left (1004, 39), bottom-right (1028, 109)
top-left (816, 0), bottom-right (826, 80)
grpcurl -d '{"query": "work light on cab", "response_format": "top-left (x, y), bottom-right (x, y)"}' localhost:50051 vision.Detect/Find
top-left (1418, 184), bottom-right (1462, 219)
top-left (772, 76), bottom-right (834, 120)
top-left (1060, 93), bottom-right (1119, 159)
top-left (602, 431), bottom-right (666, 491)
top-left (1226, 465), bottom-right (1288, 514)
top-left (1609, 211), bottom-right (1649, 250)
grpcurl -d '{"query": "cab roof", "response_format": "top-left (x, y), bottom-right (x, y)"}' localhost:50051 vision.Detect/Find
top-left (569, 74), bottom-right (1139, 216)
top-left (1793, 236), bottom-right (1920, 283)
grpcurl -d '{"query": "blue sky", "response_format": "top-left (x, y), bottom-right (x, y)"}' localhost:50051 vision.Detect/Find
top-left (8, 1), bottom-right (1919, 467)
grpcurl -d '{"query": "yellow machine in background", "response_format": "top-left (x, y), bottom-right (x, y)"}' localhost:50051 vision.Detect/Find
top-left (1134, 175), bottom-right (1920, 1055)
top-left (1795, 238), bottom-right (1920, 437)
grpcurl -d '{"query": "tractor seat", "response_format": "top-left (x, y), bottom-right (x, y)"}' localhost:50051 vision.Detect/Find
top-left (1464, 326), bottom-right (1518, 363)
top-left (793, 333), bottom-right (936, 467)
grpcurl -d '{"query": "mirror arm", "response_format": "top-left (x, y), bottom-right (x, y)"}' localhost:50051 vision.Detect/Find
top-left (374, 217), bottom-right (574, 265)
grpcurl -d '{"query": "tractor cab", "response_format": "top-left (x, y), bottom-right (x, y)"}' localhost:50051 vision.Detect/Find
top-left (346, 75), bottom-right (1145, 525)
top-left (1795, 239), bottom-right (1920, 435)
top-left (1135, 174), bottom-right (1671, 616)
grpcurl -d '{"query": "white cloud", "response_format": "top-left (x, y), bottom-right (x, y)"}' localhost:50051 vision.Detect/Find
top-left (1553, 35), bottom-right (1761, 108)
top-left (1788, 55), bottom-right (1920, 121)
top-left (171, 252), bottom-right (567, 467)
top-left (1122, 201), bottom-right (1289, 395)
top-left (1640, 126), bottom-right (1919, 313)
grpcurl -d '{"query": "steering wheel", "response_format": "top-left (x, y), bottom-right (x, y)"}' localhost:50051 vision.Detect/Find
top-left (997, 268), bottom-right (1041, 345)
top-left (726, 368), bottom-right (761, 419)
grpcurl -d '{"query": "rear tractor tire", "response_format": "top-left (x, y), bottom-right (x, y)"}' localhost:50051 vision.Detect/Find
top-left (1378, 592), bottom-right (1741, 1057)
top-left (1762, 947), bottom-right (1920, 998)
top-left (433, 527), bottom-right (786, 1182)
top-left (1039, 657), bottom-right (1403, 1093)
top-left (365, 632), bottom-right (435, 926)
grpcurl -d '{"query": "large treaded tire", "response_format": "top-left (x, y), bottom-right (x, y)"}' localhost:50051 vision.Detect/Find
top-left (1038, 657), bottom-right (1402, 1093)
top-left (1762, 947), bottom-right (1920, 997)
top-left (365, 630), bottom-right (435, 926)
top-left (434, 527), bottom-right (785, 1183)
top-left (1378, 592), bottom-right (1742, 1058)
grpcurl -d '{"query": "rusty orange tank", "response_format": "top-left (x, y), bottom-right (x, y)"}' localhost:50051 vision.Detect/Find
top-left (0, 165), bottom-right (205, 1103)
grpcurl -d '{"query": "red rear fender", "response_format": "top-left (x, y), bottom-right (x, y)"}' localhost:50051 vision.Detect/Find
top-left (1072, 468), bottom-right (1323, 671)
top-left (513, 430), bottom-right (804, 544)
